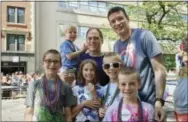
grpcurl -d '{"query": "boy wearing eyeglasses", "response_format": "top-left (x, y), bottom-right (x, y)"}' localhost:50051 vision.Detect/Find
top-left (98, 52), bottom-right (123, 120)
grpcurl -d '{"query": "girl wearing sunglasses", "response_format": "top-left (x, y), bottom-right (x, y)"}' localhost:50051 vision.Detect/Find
top-left (99, 52), bottom-right (123, 120)
top-left (71, 59), bottom-right (103, 122)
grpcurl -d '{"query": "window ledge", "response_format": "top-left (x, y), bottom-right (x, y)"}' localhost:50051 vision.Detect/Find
top-left (1, 51), bottom-right (35, 56)
top-left (2, 51), bottom-right (34, 54)
top-left (7, 23), bottom-right (27, 28)
top-left (57, 8), bottom-right (107, 18)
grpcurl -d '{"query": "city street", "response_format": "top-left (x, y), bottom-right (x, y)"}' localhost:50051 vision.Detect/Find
top-left (2, 98), bottom-right (176, 121)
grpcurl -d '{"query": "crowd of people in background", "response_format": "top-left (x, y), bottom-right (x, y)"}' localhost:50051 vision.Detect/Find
top-left (1, 71), bottom-right (41, 86)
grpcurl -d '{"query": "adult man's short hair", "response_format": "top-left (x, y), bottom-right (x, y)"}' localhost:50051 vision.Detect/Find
top-left (107, 6), bottom-right (129, 21)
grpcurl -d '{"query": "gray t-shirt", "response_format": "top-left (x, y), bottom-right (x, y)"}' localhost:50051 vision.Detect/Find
top-left (25, 77), bottom-right (76, 121)
top-left (114, 28), bottom-right (162, 104)
top-left (173, 77), bottom-right (188, 114)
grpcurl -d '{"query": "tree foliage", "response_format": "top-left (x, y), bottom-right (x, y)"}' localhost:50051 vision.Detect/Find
top-left (128, 1), bottom-right (187, 41)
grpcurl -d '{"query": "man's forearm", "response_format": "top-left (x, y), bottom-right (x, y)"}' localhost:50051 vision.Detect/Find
top-left (154, 67), bottom-right (166, 99)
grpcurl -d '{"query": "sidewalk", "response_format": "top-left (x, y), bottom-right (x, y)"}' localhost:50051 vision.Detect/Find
top-left (164, 101), bottom-right (176, 121)
top-left (2, 98), bottom-right (176, 121)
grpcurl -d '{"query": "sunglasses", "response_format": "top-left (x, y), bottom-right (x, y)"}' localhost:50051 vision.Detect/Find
top-left (103, 62), bottom-right (121, 69)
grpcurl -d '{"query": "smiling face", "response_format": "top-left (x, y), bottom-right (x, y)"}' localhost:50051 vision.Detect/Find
top-left (43, 53), bottom-right (61, 77)
top-left (118, 73), bottom-right (140, 99)
top-left (82, 63), bottom-right (96, 84)
top-left (108, 11), bottom-right (130, 36)
top-left (103, 56), bottom-right (122, 81)
top-left (86, 29), bottom-right (102, 53)
top-left (65, 26), bottom-right (77, 41)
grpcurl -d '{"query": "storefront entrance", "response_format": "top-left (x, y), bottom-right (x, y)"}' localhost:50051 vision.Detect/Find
top-left (1, 62), bottom-right (27, 75)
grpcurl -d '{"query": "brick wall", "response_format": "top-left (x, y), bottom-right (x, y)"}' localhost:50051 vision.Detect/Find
top-left (1, 2), bottom-right (32, 51)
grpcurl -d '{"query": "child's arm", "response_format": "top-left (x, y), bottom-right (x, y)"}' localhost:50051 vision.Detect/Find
top-left (64, 107), bottom-right (72, 122)
top-left (66, 49), bottom-right (85, 60)
top-left (66, 44), bottom-right (87, 60)
top-left (71, 99), bottom-right (85, 118)
top-left (24, 107), bottom-right (34, 121)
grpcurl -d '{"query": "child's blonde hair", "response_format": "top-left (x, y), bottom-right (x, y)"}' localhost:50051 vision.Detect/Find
top-left (63, 24), bottom-right (77, 33)
top-left (118, 67), bottom-right (141, 83)
top-left (103, 52), bottom-right (123, 63)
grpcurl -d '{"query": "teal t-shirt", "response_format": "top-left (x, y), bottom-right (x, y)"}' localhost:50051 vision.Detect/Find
top-left (25, 77), bottom-right (76, 121)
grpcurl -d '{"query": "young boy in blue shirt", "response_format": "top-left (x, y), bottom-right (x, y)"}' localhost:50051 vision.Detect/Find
top-left (60, 25), bottom-right (87, 73)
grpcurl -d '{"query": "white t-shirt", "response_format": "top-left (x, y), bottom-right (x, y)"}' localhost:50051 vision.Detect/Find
top-left (101, 82), bottom-right (121, 107)
top-left (72, 84), bottom-right (102, 122)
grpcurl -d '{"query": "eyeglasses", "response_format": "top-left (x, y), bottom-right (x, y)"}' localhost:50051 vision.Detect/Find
top-left (44, 60), bottom-right (60, 64)
top-left (103, 62), bottom-right (121, 69)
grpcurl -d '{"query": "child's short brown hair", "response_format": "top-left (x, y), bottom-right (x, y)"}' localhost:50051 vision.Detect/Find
top-left (42, 49), bottom-right (61, 65)
top-left (118, 67), bottom-right (140, 82)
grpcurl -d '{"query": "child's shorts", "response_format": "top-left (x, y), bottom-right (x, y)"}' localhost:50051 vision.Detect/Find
top-left (174, 112), bottom-right (188, 122)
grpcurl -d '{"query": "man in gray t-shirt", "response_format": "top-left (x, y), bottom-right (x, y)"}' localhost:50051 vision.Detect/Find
top-left (107, 7), bottom-right (166, 121)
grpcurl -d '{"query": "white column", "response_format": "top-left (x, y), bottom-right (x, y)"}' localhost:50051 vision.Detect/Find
top-left (31, 2), bottom-right (35, 53)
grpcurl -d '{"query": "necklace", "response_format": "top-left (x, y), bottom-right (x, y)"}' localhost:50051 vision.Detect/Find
top-left (118, 97), bottom-right (144, 122)
top-left (42, 76), bottom-right (59, 108)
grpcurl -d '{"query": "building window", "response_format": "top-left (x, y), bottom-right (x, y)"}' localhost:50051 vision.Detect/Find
top-left (59, 1), bottom-right (68, 8)
top-left (79, 26), bottom-right (89, 38)
top-left (89, 2), bottom-right (98, 12)
top-left (17, 8), bottom-right (25, 23)
top-left (69, 2), bottom-right (78, 9)
top-left (98, 2), bottom-right (107, 13)
top-left (7, 7), bottom-right (15, 23)
top-left (80, 2), bottom-right (89, 10)
top-left (59, 1), bottom-right (108, 14)
top-left (7, 34), bottom-right (25, 51)
top-left (7, 7), bottom-right (25, 24)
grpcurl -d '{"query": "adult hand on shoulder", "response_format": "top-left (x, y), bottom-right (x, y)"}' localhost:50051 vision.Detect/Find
top-left (83, 100), bottom-right (101, 109)
top-left (154, 101), bottom-right (165, 122)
